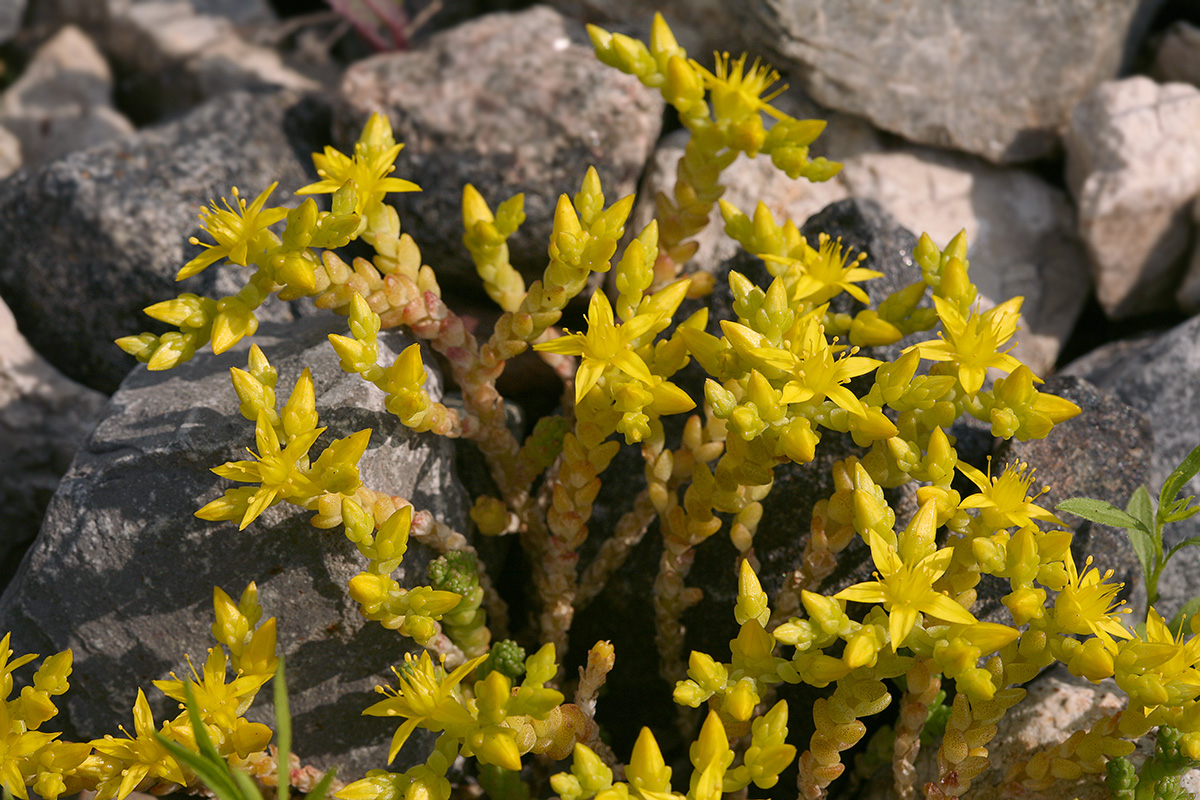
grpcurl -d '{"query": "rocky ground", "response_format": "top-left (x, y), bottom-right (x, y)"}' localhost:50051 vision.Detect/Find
top-left (1, 0), bottom-right (1200, 797)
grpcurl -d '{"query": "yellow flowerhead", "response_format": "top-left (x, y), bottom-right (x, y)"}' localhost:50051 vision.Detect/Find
top-left (534, 290), bottom-right (657, 404)
top-left (906, 295), bottom-right (1025, 396)
top-left (297, 113), bottom-right (420, 214)
top-left (178, 183), bottom-right (288, 280)
top-left (691, 52), bottom-right (788, 122)
top-left (957, 458), bottom-right (1061, 530)
top-left (835, 525), bottom-right (976, 651)
top-left (761, 233), bottom-right (881, 307)
top-left (1054, 551), bottom-right (1132, 651)
top-left (364, 651), bottom-right (488, 763)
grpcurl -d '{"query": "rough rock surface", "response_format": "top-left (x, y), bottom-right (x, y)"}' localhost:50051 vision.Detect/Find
top-left (0, 88), bottom-right (330, 394)
top-left (0, 295), bottom-right (106, 579)
top-left (543, 0), bottom-right (746, 61)
top-left (0, 25), bottom-right (135, 168)
top-left (0, 125), bottom-right (20, 180)
top-left (1066, 77), bottom-right (1200, 318)
top-left (1061, 313), bottom-right (1200, 622)
top-left (632, 123), bottom-right (1088, 376)
top-left (334, 5), bottom-right (664, 290)
top-left (737, 0), bottom-right (1155, 164)
top-left (0, 314), bottom-right (468, 778)
top-left (0, 0), bottom-right (24, 43)
top-left (1155, 21), bottom-right (1200, 88)
top-left (1000, 375), bottom-right (1152, 620)
top-left (104, 1), bottom-right (319, 123)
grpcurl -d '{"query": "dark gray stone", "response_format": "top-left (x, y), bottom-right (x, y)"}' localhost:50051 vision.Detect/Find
top-left (737, 0), bottom-right (1159, 164)
top-left (0, 314), bottom-right (470, 779)
top-left (333, 5), bottom-right (664, 291)
top-left (999, 375), bottom-right (1152, 622)
top-left (0, 88), bottom-right (331, 394)
top-left (1061, 314), bottom-right (1200, 621)
top-left (0, 295), bottom-right (106, 582)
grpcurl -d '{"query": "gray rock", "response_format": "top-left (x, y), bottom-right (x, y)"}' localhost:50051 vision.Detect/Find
top-left (334, 5), bottom-right (664, 291)
top-left (543, 0), bottom-right (747, 62)
top-left (1154, 21), bottom-right (1200, 88)
top-left (0, 124), bottom-right (19, 179)
top-left (999, 375), bottom-right (1152, 622)
top-left (0, 314), bottom-right (469, 779)
top-left (1065, 77), bottom-right (1200, 318)
top-left (737, 0), bottom-right (1156, 164)
top-left (1176, 196), bottom-right (1200, 311)
top-left (28, 0), bottom-right (275, 32)
top-left (1060, 313), bottom-right (1200, 622)
top-left (633, 118), bottom-right (1088, 375)
top-left (0, 294), bottom-right (106, 580)
top-left (105, 2), bottom-right (319, 123)
top-left (0, 25), bottom-right (135, 167)
top-left (0, 0), bottom-right (24, 44)
top-left (0, 88), bottom-right (330, 394)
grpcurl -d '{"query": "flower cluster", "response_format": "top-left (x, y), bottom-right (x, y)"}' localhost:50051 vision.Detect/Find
top-left (46, 11), bottom-right (1200, 800)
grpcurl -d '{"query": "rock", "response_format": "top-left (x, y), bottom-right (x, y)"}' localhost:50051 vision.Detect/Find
top-left (105, 2), bottom-right (319, 123)
top-left (0, 0), bottom-right (24, 44)
top-left (334, 5), bottom-right (664, 291)
top-left (1154, 21), bottom-right (1200, 88)
top-left (28, 0), bottom-right (276, 32)
top-left (0, 25), bottom-right (135, 167)
top-left (542, 0), bottom-right (746, 62)
top-left (1065, 77), bottom-right (1200, 318)
top-left (1060, 313), bottom-right (1200, 622)
top-left (0, 294), bottom-right (106, 583)
top-left (0, 124), bottom-right (20, 179)
top-left (0, 88), bottom-right (331, 394)
top-left (634, 125), bottom-right (1087, 375)
top-left (999, 375), bottom-right (1152, 621)
top-left (737, 0), bottom-right (1158, 164)
top-left (1176, 196), bottom-right (1200, 311)
top-left (0, 314), bottom-right (470, 778)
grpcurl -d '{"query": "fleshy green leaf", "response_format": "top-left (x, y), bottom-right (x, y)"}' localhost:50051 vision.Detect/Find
top-left (274, 655), bottom-right (291, 800)
top-left (1160, 442), bottom-right (1200, 520)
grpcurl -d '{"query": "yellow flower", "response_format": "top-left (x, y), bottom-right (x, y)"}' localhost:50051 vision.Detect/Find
top-left (177, 183), bottom-right (288, 280)
top-left (533, 290), bottom-right (658, 404)
top-left (957, 458), bottom-right (1061, 530)
top-left (691, 52), bottom-right (788, 122)
top-left (152, 647), bottom-right (272, 732)
top-left (89, 690), bottom-right (188, 800)
top-left (297, 113), bottom-right (420, 214)
top-left (835, 521), bottom-right (976, 651)
top-left (740, 314), bottom-right (881, 417)
top-left (1054, 551), bottom-right (1132, 651)
top-left (363, 651), bottom-right (488, 763)
top-left (906, 296), bottom-right (1025, 396)
top-left (202, 411), bottom-right (326, 529)
top-left (761, 234), bottom-right (881, 307)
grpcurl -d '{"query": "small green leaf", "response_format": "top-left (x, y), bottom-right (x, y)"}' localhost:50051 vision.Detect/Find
top-left (1170, 595), bottom-right (1200, 637)
top-left (1160, 442), bottom-right (1200, 518)
top-left (1163, 500), bottom-right (1200, 525)
top-left (1127, 485), bottom-right (1156, 536)
top-left (231, 768), bottom-right (266, 800)
top-left (1165, 535), bottom-right (1200, 563)
top-left (154, 735), bottom-right (241, 800)
top-left (1125, 527), bottom-right (1158, 590)
top-left (1058, 498), bottom-right (1150, 533)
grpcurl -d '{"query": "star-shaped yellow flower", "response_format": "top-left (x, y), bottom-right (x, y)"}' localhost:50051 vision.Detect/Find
top-left (957, 459), bottom-right (1061, 530)
top-left (534, 290), bottom-right (658, 404)
top-left (691, 51), bottom-right (788, 122)
top-left (363, 651), bottom-right (488, 763)
top-left (835, 503), bottom-right (976, 650)
top-left (906, 296), bottom-right (1025, 396)
top-left (761, 233), bottom-right (881, 307)
top-left (1054, 551), bottom-right (1132, 652)
top-left (177, 183), bottom-right (289, 280)
top-left (297, 113), bottom-right (420, 214)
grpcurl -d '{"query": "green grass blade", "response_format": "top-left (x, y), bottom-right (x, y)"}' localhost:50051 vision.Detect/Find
top-left (274, 655), bottom-right (291, 800)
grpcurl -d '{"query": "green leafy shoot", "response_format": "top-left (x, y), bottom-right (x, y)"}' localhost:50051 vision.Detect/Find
top-left (1058, 441), bottom-right (1200, 633)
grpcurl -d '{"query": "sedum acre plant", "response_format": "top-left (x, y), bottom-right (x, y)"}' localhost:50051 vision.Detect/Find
top-left (4, 11), bottom-right (1198, 800)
